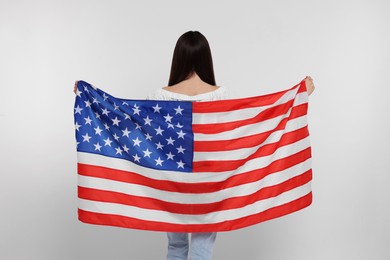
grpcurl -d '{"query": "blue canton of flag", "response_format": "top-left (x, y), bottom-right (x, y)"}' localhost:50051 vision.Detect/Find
top-left (74, 81), bottom-right (194, 172)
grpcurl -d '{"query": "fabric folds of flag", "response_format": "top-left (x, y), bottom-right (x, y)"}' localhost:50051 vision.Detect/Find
top-left (74, 80), bottom-right (313, 232)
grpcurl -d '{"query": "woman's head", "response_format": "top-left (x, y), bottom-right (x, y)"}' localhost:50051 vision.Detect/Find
top-left (168, 31), bottom-right (216, 86)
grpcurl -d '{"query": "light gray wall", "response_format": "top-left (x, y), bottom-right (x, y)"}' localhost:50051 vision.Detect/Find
top-left (1, 0), bottom-right (389, 259)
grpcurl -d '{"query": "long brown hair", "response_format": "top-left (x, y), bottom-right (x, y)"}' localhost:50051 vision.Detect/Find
top-left (168, 31), bottom-right (216, 86)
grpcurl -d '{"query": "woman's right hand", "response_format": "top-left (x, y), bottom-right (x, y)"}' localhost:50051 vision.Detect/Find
top-left (305, 76), bottom-right (315, 96)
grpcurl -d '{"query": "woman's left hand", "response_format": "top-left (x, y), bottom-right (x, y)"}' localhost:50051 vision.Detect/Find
top-left (74, 81), bottom-right (78, 94)
top-left (305, 76), bottom-right (315, 96)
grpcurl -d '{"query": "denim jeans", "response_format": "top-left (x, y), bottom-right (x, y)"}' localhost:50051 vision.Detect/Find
top-left (166, 232), bottom-right (217, 260)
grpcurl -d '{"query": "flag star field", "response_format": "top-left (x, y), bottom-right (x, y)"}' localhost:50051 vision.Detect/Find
top-left (74, 84), bottom-right (194, 172)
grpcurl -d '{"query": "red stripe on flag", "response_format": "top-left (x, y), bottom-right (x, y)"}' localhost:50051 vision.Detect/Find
top-left (78, 191), bottom-right (312, 232)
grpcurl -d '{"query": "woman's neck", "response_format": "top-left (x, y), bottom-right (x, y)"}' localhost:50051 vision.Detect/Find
top-left (181, 73), bottom-right (204, 87)
top-left (164, 73), bottom-right (219, 96)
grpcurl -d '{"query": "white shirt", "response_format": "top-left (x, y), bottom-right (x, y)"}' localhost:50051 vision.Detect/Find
top-left (147, 87), bottom-right (227, 102)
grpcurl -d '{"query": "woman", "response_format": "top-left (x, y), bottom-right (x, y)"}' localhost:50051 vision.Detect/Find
top-left (74, 31), bottom-right (315, 260)
top-left (146, 31), bottom-right (224, 260)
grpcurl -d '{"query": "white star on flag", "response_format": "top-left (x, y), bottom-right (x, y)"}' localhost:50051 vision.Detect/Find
top-left (174, 106), bottom-right (184, 115)
top-left (133, 137), bottom-right (142, 147)
top-left (115, 147), bottom-right (123, 155)
top-left (166, 152), bottom-right (175, 160)
top-left (104, 137), bottom-right (112, 146)
top-left (155, 157), bottom-right (164, 166)
top-left (122, 128), bottom-right (131, 137)
top-left (133, 104), bottom-right (141, 115)
top-left (94, 126), bottom-right (103, 135)
top-left (177, 160), bottom-right (185, 169)
top-left (176, 146), bottom-right (186, 154)
top-left (84, 116), bottom-right (92, 125)
top-left (112, 117), bottom-right (121, 126)
top-left (152, 104), bottom-right (162, 113)
top-left (94, 142), bottom-right (102, 151)
top-left (102, 108), bottom-right (110, 116)
top-left (75, 122), bottom-right (81, 131)
top-left (177, 130), bottom-right (186, 139)
top-left (144, 116), bottom-right (153, 126)
top-left (82, 133), bottom-right (91, 142)
top-left (166, 137), bottom-right (175, 145)
top-left (143, 148), bottom-right (152, 158)
top-left (155, 126), bottom-right (164, 135)
top-left (164, 114), bottom-right (173, 123)
top-left (122, 145), bottom-right (130, 153)
top-left (75, 105), bottom-right (83, 114)
top-left (133, 154), bottom-right (141, 162)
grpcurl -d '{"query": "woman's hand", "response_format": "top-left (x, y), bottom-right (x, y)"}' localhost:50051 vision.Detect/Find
top-left (305, 76), bottom-right (315, 96)
top-left (74, 81), bottom-right (78, 94)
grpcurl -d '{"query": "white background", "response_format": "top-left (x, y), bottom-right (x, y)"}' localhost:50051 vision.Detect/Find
top-left (1, 0), bottom-right (389, 259)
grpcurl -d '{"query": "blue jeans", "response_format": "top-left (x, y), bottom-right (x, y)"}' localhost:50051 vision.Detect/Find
top-left (166, 232), bottom-right (217, 260)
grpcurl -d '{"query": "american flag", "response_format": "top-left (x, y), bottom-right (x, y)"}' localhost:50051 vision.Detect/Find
top-left (74, 80), bottom-right (312, 232)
